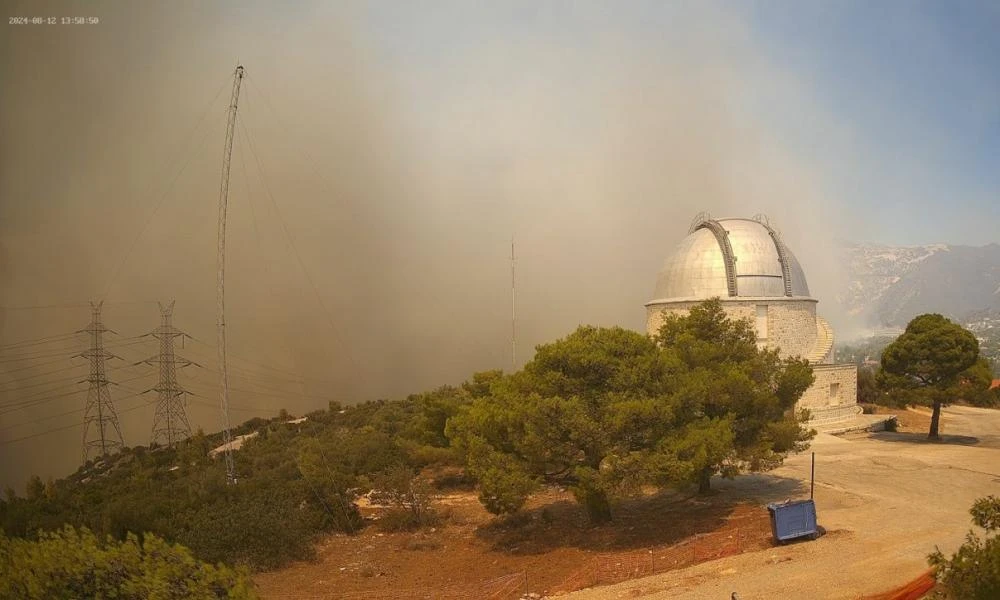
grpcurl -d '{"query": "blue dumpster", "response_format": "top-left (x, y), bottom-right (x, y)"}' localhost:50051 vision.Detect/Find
top-left (766, 499), bottom-right (818, 543)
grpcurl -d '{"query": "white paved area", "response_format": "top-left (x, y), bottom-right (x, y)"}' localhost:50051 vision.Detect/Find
top-left (565, 406), bottom-right (1000, 600)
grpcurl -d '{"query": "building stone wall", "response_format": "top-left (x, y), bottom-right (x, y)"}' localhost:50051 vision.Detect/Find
top-left (646, 298), bottom-right (818, 360)
top-left (798, 363), bottom-right (858, 411)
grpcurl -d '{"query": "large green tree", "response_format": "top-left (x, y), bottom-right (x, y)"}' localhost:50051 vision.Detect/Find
top-left (447, 299), bottom-right (814, 523)
top-left (655, 299), bottom-right (815, 493)
top-left (879, 314), bottom-right (983, 439)
top-left (447, 325), bottom-right (672, 522)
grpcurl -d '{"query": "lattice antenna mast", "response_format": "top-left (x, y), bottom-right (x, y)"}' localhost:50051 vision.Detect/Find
top-left (142, 301), bottom-right (195, 447)
top-left (79, 300), bottom-right (124, 462)
top-left (217, 65), bottom-right (244, 484)
top-left (511, 236), bottom-right (516, 371)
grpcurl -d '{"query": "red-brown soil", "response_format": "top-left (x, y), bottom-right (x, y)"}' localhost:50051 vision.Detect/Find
top-left (254, 481), bottom-right (773, 599)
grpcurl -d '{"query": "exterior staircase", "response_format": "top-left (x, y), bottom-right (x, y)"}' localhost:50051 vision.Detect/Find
top-left (807, 317), bottom-right (834, 363)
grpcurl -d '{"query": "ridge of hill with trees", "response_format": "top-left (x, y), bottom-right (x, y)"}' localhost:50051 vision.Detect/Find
top-left (0, 299), bottom-right (815, 575)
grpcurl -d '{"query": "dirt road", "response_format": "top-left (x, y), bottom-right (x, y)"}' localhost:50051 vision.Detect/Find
top-left (565, 406), bottom-right (1000, 600)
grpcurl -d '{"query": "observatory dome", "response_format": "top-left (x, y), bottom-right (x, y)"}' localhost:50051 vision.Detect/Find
top-left (645, 214), bottom-right (859, 425)
top-left (651, 216), bottom-right (810, 301)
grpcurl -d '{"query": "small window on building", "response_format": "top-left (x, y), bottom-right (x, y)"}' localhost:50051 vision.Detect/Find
top-left (829, 382), bottom-right (840, 399)
top-left (755, 305), bottom-right (768, 340)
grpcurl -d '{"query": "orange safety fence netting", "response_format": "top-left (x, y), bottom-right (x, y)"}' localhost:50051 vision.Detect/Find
top-left (265, 571), bottom-right (527, 600)
top-left (860, 569), bottom-right (936, 600)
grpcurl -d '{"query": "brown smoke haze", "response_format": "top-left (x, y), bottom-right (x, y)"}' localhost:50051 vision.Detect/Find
top-left (0, 1), bottom-right (854, 489)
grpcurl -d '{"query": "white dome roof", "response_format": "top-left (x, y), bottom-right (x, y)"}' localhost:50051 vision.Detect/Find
top-left (651, 216), bottom-right (811, 301)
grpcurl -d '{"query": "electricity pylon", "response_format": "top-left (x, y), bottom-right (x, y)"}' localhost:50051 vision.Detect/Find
top-left (141, 301), bottom-right (195, 447)
top-left (79, 300), bottom-right (124, 462)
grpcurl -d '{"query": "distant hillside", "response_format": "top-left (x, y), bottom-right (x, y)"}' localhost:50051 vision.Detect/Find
top-left (839, 243), bottom-right (1000, 327)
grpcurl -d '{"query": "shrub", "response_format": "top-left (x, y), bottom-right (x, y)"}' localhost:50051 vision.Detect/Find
top-left (377, 507), bottom-right (439, 532)
top-left (929, 495), bottom-right (1000, 599)
top-left (371, 467), bottom-right (439, 531)
top-left (403, 535), bottom-right (442, 551)
top-left (0, 526), bottom-right (257, 599)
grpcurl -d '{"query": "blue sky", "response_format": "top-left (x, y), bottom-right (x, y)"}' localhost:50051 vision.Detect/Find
top-left (356, 0), bottom-right (999, 246)
top-left (744, 0), bottom-right (1000, 245)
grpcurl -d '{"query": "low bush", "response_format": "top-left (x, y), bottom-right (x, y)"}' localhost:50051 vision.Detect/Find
top-left (371, 467), bottom-right (439, 532)
top-left (0, 526), bottom-right (257, 600)
top-left (403, 535), bottom-right (442, 551)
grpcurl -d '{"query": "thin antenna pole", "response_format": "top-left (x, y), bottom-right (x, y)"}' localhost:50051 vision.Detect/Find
top-left (511, 236), bottom-right (516, 371)
top-left (217, 65), bottom-right (244, 485)
top-left (810, 452), bottom-right (815, 500)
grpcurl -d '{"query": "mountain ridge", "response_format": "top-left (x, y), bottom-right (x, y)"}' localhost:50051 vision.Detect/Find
top-left (838, 241), bottom-right (1000, 328)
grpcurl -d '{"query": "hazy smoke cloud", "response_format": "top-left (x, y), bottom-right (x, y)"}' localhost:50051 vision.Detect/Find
top-left (1, 1), bottom-right (855, 489)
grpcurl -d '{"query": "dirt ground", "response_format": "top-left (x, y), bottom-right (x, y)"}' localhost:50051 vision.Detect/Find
top-left (565, 405), bottom-right (1000, 600)
top-left (255, 480), bottom-right (772, 599)
top-left (255, 405), bottom-right (999, 600)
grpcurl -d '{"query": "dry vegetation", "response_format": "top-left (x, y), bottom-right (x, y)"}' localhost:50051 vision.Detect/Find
top-left (869, 405), bottom-right (933, 433)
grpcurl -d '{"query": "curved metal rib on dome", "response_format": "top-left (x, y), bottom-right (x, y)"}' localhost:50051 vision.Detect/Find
top-left (694, 220), bottom-right (738, 297)
top-left (754, 215), bottom-right (793, 297)
top-left (688, 211), bottom-right (712, 234)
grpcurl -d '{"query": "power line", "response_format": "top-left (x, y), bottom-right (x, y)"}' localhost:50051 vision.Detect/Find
top-left (187, 358), bottom-right (337, 398)
top-left (0, 363), bottom-right (86, 386)
top-left (233, 113), bottom-right (362, 383)
top-left (0, 344), bottom-right (85, 362)
top-left (186, 380), bottom-right (336, 404)
top-left (0, 368), bottom-right (88, 394)
top-left (99, 77), bottom-right (230, 302)
top-left (0, 337), bottom-right (155, 364)
top-left (189, 360), bottom-right (330, 393)
top-left (187, 396), bottom-right (271, 414)
top-left (0, 371), bottom-right (151, 414)
top-left (0, 388), bottom-right (86, 415)
top-left (0, 302), bottom-right (92, 311)
top-left (187, 375), bottom-right (336, 404)
top-left (0, 332), bottom-right (81, 351)
top-left (0, 419), bottom-right (83, 446)
top-left (0, 300), bottom-right (163, 314)
top-left (0, 379), bottom-right (86, 407)
top-left (0, 395), bottom-right (150, 446)
top-left (0, 405), bottom-right (85, 432)
top-left (1, 355), bottom-right (82, 375)
top-left (244, 74), bottom-right (362, 230)
top-left (184, 337), bottom-right (339, 387)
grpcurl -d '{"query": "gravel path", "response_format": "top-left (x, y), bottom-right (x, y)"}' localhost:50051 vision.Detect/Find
top-left (563, 406), bottom-right (1000, 600)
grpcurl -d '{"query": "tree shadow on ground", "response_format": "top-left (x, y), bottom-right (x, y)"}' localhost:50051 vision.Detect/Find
top-left (869, 432), bottom-right (980, 445)
top-left (710, 473), bottom-right (808, 505)
top-left (474, 477), bottom-right (802, 556)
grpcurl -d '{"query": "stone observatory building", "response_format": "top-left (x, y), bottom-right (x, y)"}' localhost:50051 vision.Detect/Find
top-left (645, 214), bottom-right (859, 423)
